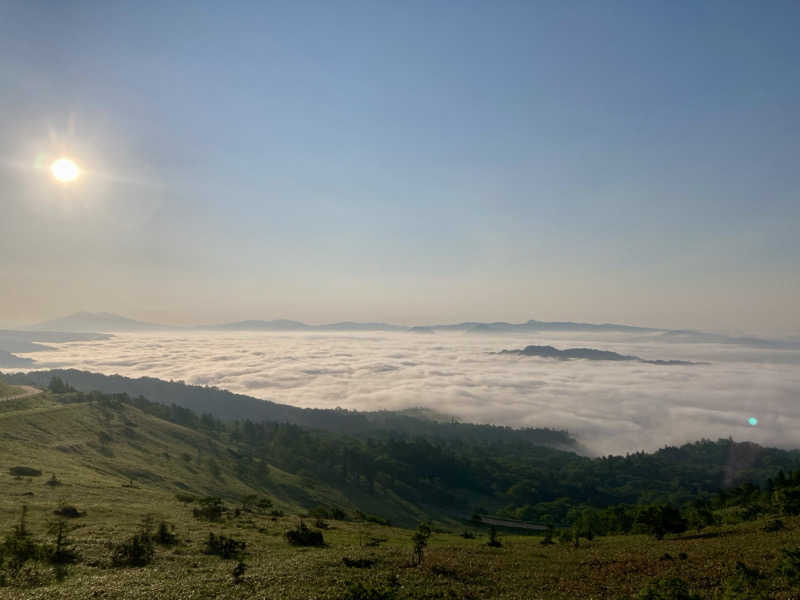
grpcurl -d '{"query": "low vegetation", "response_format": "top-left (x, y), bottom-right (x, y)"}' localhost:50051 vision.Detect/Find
top-left (1, 380), bottom-right (800, 597)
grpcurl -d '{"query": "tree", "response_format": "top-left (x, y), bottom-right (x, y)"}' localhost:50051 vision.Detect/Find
top-left (411, 522), bottom-right (431, 566)
top-left (637, 505), bottom-right (687, 540)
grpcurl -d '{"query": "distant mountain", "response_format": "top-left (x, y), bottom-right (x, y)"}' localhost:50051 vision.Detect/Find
top-left (28, 312), bottom-right (171, 332)
top-left (431, 319), bottom-right (658, 334)
top-left (214, 319), bottom-right (404, 332)
top-left (215, 319), bottom-right (309, 331)
top-left (499, 344), bottom-right (701, 365)
top-left (657, 330), bottom-right (800, 350)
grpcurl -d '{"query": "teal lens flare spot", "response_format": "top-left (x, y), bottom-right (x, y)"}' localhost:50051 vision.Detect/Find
top-left (748, 417), bottom-right (758, 426)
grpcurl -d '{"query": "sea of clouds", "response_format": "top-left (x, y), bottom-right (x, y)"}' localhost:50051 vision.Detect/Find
top-left (11, 330), bottom-right (800, 455)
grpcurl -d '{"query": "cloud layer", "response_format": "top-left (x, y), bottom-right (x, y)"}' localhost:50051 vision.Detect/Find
top-left (12, 331), bottom-right (800, 455)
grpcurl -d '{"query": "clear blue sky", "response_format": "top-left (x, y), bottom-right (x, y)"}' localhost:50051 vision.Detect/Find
top-left (1, 1), bottom-right (798, 334)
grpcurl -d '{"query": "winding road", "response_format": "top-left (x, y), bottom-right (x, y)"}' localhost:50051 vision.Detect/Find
top-left (0, 385), bottom-right (42, 401)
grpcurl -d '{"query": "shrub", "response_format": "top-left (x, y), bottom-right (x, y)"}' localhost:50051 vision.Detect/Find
top-left (175, 493), bottom-right (196, 504)
top-left (285, 521), bottom-right (325, 547)
top-left (193, 497), bottom-right (224, 521)
top-left (635, 576), bottom-right (702, 600)
top-left (636, 505), bottom-right (687, 540)
top-left (154, 521), bottom-right (177, 546)
top-left (411, 522), bottom-right (432, 566)
top-left (342, 557), bottom-right (375, 568)
top-left (487, 526), bottom-right (502, 548)
top-left (45, 473), bottom-right (62, 487)
top-left (460, 530), bottom-right (476, 539)
top-left (778, 546), bottom-right (800, 585)
top-left (722, 561), bottom-right (768, 600)
top-left (204, 533), bottom-right (246, 559)
top-left (111, 532), bottom-right (154, 567)
top-left (232, 560), bottom-right (246, 584)
top-left (54, 505), bottom-right (84, 518)
top-left (46, 520), bottom-right (79, 565)
top-left (9, 467), bottom-right (41, 477)
top-left (314, 518), bottom-right (330, 529)
top-left (2, 506), bottom-right (41, 574)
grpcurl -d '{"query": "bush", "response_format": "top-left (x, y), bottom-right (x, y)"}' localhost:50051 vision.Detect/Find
top-left (636, 505), bottom-right (687, 540)
top-left (204, 533), bottom-right (246, 559)
top-left (46, 520), bottom-right (79, 565)
top-left (411, 522), bottom-right (432, 566)
top-left (175, 493), bottom-right (196, 504)
top-left (285, 521), bottom-right (325, 547)
top-left (54, 505), bottom-right (84, 518)
top-left (111, 532), bottom-right (155, 567)
top-left (778, 546), bottom-right (800, 585)
top-left (342, 557), bottom-right (376, 568)
top-left (460, 530), bottom-right (476, 539)
top-left (9, 467), bottom-right (41, 477)
top-left (487, 526), bottom-right (502, 548)
top-left (45, 473), bottom-right (62, 487)
top-left (154, 522), bottom-right (177, 546)
top-left (232, 560), bottom-right (246, 584)
top-left (193, 497), bottom-right (224, 521)
top-left (722, 561), bottom-right (768, 600)
top-left (2, 506), bottom-right (41, 574)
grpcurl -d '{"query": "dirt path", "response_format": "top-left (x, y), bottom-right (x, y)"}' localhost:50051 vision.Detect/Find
top-left (0, 385), bottom-right (43, 401)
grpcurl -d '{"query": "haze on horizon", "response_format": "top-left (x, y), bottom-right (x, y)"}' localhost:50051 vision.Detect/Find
top-left (1, 2), bottom-right (799, 336)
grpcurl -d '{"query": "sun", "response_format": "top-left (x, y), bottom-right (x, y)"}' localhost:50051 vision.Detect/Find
top-left (51, 158), bottom-right (80, 182)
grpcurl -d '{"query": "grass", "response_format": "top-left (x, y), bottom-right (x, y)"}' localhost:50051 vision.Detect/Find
top-left (0, 393), bottom-right (799, 598)
top-left (0, 379), bottom-right (24, 399)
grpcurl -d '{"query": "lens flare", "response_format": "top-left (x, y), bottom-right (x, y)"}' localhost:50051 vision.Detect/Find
top-left (748, 417), bottom-right (758, 426)
top-left (51, 158), bottom-right (80, 182)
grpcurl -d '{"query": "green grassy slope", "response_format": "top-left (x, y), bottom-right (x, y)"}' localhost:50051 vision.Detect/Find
top-left (0, 378), bottom-right (23, 399)
top-left (0, 393), bottom-right (799, 598)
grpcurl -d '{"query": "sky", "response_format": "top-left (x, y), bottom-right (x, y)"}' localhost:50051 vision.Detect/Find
top-left (1, 1), bottom-right (798, 335)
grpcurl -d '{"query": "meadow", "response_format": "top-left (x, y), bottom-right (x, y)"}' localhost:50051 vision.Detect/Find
top-left (1, 386), bottom-right (799, 599)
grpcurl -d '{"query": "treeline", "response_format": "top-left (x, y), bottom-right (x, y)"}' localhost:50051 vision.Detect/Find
top-left (48, 383), bottom-right (800, 525)
top-left (5, 369), bottom-right (574, 449)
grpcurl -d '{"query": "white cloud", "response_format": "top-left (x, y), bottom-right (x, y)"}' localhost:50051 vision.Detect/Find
top-left (12, 330), bottom-right (800, 455)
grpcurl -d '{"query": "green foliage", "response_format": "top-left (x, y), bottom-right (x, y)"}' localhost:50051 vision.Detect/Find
top-left (54, 504), bottom-right (85, 518)
top-left (155, 521), bottom-right (177, 546)
top-left (487, 526), bottom-right (502, 548)
top-left (411, 521), bottom-right (432, 565)
top-left (204, 533), bottom-right (246, 559)
top-left (111, 527), bottom-right (156, 568)
top-left (635, 576), bottom-right (702, 600)
top-left (1, 506), bottom-right (41, 574)
top-left (9, 466), bottom-right (41, 477)
top-left (45, 520), bottom-right (79, 565)
top-left (285, 521), bottom-right (325, 547)
top-left (636, 505), bottom-right (688, 540)
top-left (722, 561), bottom-right (768, 599)
top-left (778, 546), bottom-right (800, 585)
top-left (47, 376), bottom-right (75, 394)
top-left (193, 497), bottom-right (224, 521)
top-left (342, 556), bottom-right (376, 568)
top-left (232, 560), bottom-right (247, 583)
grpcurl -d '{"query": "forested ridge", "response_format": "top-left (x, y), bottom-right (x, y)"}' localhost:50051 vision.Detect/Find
top-left (35, 375), bottom-right (800, 528)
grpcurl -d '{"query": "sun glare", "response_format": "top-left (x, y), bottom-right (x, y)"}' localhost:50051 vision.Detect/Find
top-left (51, 157), bottom-right (80, 182)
